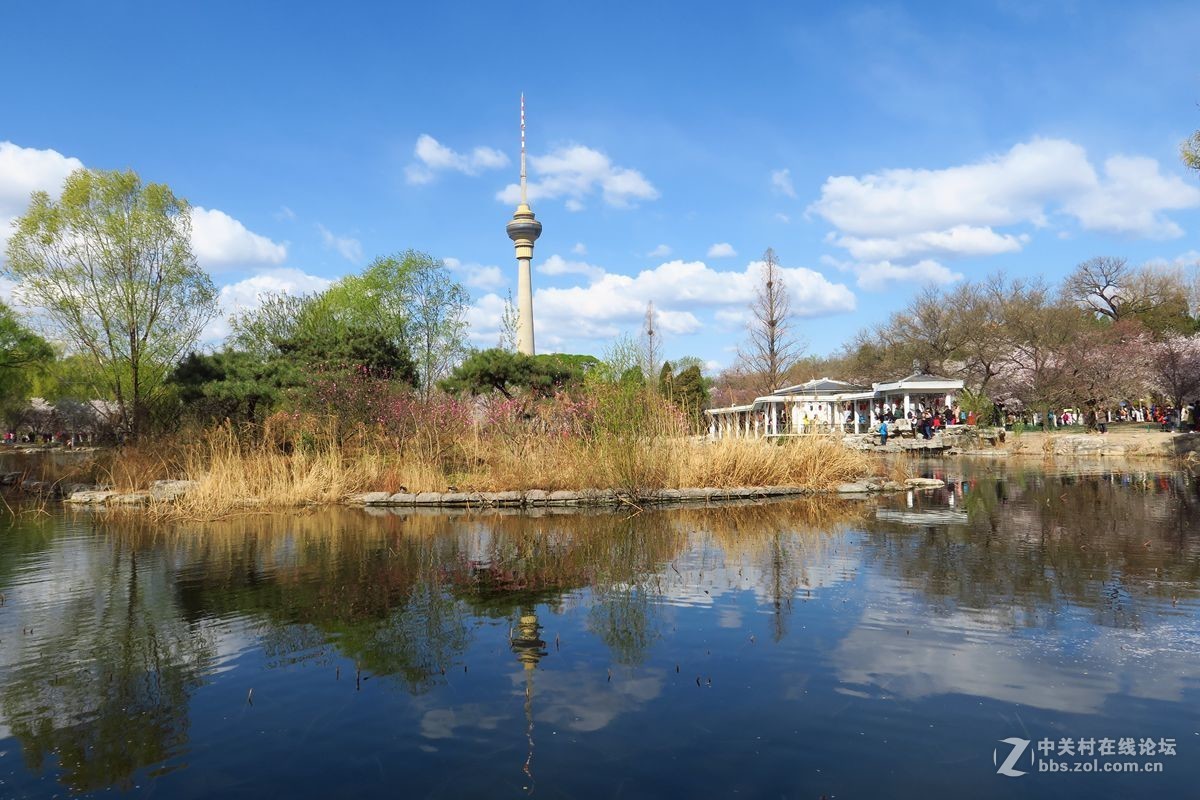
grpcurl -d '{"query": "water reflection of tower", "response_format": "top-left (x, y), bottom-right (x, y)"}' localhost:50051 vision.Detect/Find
top-left (510, 607), bottom-right (547, 793)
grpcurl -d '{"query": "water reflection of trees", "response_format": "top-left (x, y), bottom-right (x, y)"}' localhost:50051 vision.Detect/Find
top-left (0, 498), bottom-right (871, 793)
top-left (0, 532), bottom-right (215, 793)
top-left (864, 469), bottom-right (1200, 627)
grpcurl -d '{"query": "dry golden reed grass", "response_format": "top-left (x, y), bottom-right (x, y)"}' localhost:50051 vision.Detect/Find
top-left (95, 416), bottom-right (873, 518)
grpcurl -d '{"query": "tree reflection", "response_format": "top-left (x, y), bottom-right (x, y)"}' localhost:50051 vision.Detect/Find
top-left (1, 534), bottom-right (215, 793)
top-left (6, 476), bottom-right (1189, 795)
top-left (864, 467), bottom-right (1200, 628)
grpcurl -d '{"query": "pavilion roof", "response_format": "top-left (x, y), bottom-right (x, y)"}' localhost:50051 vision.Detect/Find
top-left (774, 377), bottom-right (869, 395)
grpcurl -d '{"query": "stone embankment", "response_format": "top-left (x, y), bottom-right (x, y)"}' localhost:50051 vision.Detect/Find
top-left (63, 480), bottom-right (198, 506)
top-left (344, 480), bottom-right (943, 507)
top-left (56, 477), bottom-right (947, 510)
top-left (1009, 431), bottom-right (1200, 459)
top-left (841, 425), bottom-right (1006, 454)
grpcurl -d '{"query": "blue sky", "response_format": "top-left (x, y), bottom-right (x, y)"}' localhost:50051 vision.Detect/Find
top-left (2, 1), bottom-right (1199, 369)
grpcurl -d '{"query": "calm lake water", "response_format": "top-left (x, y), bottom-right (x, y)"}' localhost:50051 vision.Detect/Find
top-left (1, 461), bottom-right (1198, 798)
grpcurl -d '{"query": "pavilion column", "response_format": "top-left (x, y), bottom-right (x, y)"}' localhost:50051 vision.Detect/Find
top-left (903, 394), bottom-right (911, 418)
top-left (854, 405), bottom-right (860, 434)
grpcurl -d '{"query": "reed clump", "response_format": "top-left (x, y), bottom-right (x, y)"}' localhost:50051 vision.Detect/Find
top-left (96, 385), bottom-right (874, 517)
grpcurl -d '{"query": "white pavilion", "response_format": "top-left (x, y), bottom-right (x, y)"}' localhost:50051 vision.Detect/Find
top-left (705, 372), bottom-right (965, 439)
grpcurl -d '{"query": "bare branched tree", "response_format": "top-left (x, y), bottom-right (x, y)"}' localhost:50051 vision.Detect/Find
top-left (738, 248), bottom-right (803, 394)
top-left (1062, 256), bottom-right (1132, 320)
top-left (498, 290), bottom-right (519, 352)
top-left (640, 300), bottom-right (661, 387)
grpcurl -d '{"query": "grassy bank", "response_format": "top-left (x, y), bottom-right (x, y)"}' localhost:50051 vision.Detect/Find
top-left (74, 415), bottom-right (874, 517)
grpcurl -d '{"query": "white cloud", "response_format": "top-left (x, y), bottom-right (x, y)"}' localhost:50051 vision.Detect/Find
top-left (810, 138), bottom-right (1096, 238)
top-left (405, 134), bottom-right (509, 185)
top-left (1065, 155), bottom-right (1200, 239)
top-left (771, 168), bottom-right (796, 198)
top-left (536, 254), bottom-right (605, 282)
top-left (571, 242), bottom-right (587, 255)
top-left (810, 138), bottom-right (1200, 265)
top-left (1142, 249), bottom-right (1200, 271)
top-left (827, 257), bottom-right (964, 291)
top-left (191, 206), bottom-right (288, 270)
top-left (468, 255), bottom-right (855, 346)
top-left (0, 141), bottom-right (84, 251)
top-left (445, 256), bottom-right (507, 291)
top-left (647, 244), bottom-right (672, 258)
top-left (205, 267), bottom-right (332, 341)
top-left (497, 144), bottom-right (658, 209)
top-left (707, 242), bottom-right (737, 258)
top-left (829, 225), bottom-right (1028, 261)
top-left (774, 212), bottom-right (791, 224)
top-left (316, 223), bottom-right (363, 263)
top-left (0, 142), bottom-right (288, 272)
top-left (274, 205), bottom-right (296, 221)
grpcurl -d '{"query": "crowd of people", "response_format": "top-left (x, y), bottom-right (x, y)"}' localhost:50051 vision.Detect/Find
top-left (858, 403), bottom-right (968, 444)
top-left (3, 430), bottom-right (96, 447)
top-left (1006, 402), bottom-right (1200, 434)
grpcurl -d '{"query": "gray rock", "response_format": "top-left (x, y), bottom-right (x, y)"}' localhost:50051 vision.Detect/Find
top-left (349, 492), bottom-right (392, 505)
top-left (149, 479), bottom-right (198, 501)
top-left (482, 491), bottom-right (522, 505)
top-left (836, 482), bottom-right (872, 494)
top-left (524, 489), bottom-right (549, 504)
top-left (905, 478), bottom-right (945, 489)
top-left (109, 492), bottom-right (150, 506)
top-left (388, 492), bottom-right (417, 504)
top-left (440, 492), bottom-right (470, 505)
top-left (414, 492), bottom-right (443, 505)
top-left (65, 490), bottom-right (118, 504)
top-left (656, 489), bottom-right (682, 501)
top-left (676, 488), bottom-right (714, 501)
top-left (548, 490), bottom-right (581, 503)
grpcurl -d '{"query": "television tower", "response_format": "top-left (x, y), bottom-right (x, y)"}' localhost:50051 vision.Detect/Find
top-left (505, 93), bottom-right (542, 355)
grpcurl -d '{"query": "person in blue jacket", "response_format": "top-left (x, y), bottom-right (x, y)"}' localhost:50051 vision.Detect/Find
top-left (879, 419), bottom-right (889, 446)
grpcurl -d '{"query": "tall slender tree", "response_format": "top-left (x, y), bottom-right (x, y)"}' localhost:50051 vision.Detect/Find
top-left (641, 301), bottom-right (661, 388)
top-left (499, 290), bottom-right (519, 352)
top-left (738, 248), bottom-right (802, 394)
top-left (4, 168), bottom-right (217, 438)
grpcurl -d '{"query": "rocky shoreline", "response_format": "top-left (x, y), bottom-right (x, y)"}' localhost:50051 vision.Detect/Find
top-left (41, 476), bottom-right (949, 510)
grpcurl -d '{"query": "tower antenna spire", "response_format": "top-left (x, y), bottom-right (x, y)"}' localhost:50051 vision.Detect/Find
top-left (520, 93), bottom-right (527, 204)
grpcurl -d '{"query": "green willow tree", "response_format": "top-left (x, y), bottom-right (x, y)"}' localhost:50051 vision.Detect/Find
top-left (1183, 128), bottom-right (1200, 173)
top-left (4, 168), bottom-right (217, 438)
top-left (0, 301), bottom-right (54, 425)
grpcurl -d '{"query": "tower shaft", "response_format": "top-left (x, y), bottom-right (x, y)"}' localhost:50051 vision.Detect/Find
top-left (517, 255), bottom-right (535, 354)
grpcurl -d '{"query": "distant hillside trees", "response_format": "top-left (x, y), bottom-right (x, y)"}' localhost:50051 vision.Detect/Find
top-left (743, 255), bottom-right (1200, 420)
